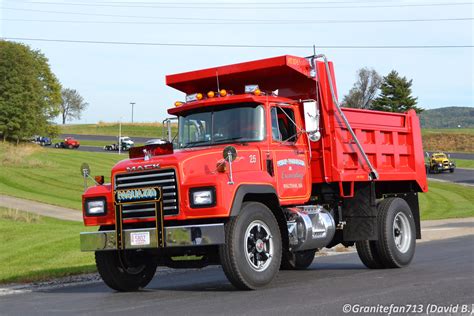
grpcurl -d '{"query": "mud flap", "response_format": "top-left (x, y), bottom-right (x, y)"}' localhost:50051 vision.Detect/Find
top-left (342, 183), bottom-right (378, 241)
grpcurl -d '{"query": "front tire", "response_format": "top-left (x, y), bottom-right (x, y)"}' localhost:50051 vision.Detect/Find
top-left (376, 198), bottom-right (416, 268)
top-left (219, 202), bottom-right (282, 290)
top-left (95, 250), bottom-right (158, 292)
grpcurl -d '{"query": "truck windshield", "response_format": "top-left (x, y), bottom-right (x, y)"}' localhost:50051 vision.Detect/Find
top-left (178, 103), bottom-right (265, 148)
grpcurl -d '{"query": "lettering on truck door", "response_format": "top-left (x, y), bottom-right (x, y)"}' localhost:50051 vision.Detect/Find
top-left (270, 106), bottom-right (310, 201)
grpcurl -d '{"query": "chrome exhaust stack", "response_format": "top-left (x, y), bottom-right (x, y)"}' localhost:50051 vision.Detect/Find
top-left (286, 205), bottom-right (336, 252)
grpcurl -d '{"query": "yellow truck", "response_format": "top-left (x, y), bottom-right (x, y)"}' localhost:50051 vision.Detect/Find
top-left (426, 152), bottom-right (456, 173)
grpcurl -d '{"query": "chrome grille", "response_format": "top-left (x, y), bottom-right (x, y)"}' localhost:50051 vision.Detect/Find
top-left (115, 169), bottom-right (179, 218)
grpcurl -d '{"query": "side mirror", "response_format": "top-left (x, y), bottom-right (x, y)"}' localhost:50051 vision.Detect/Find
top-left (303, 101), bottom-right (321, 142)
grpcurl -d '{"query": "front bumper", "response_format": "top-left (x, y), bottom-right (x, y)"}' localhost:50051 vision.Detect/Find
top-left (80, 223), bottom-right (225, 251)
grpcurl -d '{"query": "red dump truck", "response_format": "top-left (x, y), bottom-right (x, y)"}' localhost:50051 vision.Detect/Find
top-left (80, 54), bottom-right (427, 291)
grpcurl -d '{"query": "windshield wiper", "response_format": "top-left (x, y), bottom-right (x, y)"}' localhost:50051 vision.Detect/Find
top-left (213, 137), bottom-right (251, 144)
top-left (182, 140), bottom-right (211, 148)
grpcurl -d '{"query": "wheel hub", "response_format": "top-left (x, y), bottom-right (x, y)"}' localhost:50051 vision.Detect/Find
top-left (244, 220), bottom-right (274, 271)
top-left (393, 212), bottom-right (412, 254)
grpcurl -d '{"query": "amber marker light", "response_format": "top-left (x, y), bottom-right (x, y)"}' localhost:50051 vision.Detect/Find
top-left (196, 93), bottom-right (203, 100)
top-left (207, 91), bottom-right (215, 98)
top-left (254, 88), bottom-right (261, 96)
top-left (219, 89), bottom-right (227, 97)
top-left (174, 101), bottom-right (183, 107)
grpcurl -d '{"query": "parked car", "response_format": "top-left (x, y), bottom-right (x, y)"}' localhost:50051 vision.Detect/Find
top-left (103, 142), bottom-right (133, 151)
top-left (32, 135), bottom-right (52, 146)
top-left (119, 136), bottom-right (134, 147)
top-left (54, 137), bottom-right (80, 149)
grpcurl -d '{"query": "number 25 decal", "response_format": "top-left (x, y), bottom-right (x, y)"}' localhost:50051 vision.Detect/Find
top-left (249, 155), bottom-right (257, 164)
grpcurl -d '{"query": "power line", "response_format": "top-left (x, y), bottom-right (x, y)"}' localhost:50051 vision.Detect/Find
top-left (4, 17), bottom-right (473, 25)
top-left (3, 37), bottom-right (473, 49)
top-left (3, 7), bottom-right (474, 23)
top-left (7, 2), bottom-right (474, 10)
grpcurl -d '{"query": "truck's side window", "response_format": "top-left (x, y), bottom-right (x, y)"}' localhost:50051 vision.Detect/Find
top-left (271, 107), bottom-right (297, 142)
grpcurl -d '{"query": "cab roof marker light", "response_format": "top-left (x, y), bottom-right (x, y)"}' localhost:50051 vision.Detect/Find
top-left (185, 93), bottom-right (203, 103)
top-left (219, 89), bottom-right (227, 97)
top-left (174, 101), bottom-right (184, 107)
top-left (245, 85), bottom-right (259, 94)
top-left (207, 91), bottom-right (215, 98)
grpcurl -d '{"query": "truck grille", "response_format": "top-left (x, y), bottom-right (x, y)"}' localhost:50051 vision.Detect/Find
top-left (114, 169), bottom-right (179, 219)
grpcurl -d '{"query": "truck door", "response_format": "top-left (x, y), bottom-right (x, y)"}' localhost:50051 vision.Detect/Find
top-left (270, 106), bottom-right (311, 203)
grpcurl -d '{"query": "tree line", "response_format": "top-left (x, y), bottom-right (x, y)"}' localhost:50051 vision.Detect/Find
top-left (0, 40), bottom-right (88, 143)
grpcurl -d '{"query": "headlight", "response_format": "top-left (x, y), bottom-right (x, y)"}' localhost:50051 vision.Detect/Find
top-left (190, 187), bottom-right (216, 208)
top-left (438, 163), bottom-right (443, 167)
top-left (85, 198), bottom-right (106, 216)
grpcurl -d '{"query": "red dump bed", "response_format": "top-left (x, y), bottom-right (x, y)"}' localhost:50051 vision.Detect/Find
top-left (167, 55), bottom-right (428, 193)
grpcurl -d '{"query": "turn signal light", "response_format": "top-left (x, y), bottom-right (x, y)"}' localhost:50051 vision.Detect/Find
top-left (94, 175), bottom-right (105, 185)
top-left (174, 101), bottom-right (183, 107)
top-left (219, 89), bottom-right (227, 97)
top-left (207, 91), bottom-right (215, 98)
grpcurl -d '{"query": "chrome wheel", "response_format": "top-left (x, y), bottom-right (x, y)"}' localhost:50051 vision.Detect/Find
top-left (244, 220), bottom-right (274, 272)
top-left (393, 211), bottom-right (412, 253)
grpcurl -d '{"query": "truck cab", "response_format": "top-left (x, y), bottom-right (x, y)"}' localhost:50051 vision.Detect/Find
top-left (80, 55), bottom-right (427, 292)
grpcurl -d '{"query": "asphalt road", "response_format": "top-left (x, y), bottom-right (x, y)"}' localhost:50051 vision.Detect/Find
top-left (1, 236), bottom-right (473, 315)
top-left (427, 168), bottom-right (474, 186)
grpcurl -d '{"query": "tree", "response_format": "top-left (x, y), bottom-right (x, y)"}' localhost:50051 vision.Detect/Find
top-left (0, 40), bottom-right (61, 143)
top-left (341, 68), bottom-right (382, 109)
top-left (60, 88), bottom-right (88, 124)
top-left (371, 70), bottom-right (422, 113)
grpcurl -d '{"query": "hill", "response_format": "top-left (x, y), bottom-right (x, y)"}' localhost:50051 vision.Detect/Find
top-left (420, 106), bottom-right (474, 128)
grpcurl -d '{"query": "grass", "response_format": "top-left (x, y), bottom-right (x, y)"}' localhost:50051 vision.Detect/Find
top-left (0, 207), bottom-right (96, 283)
top-left (454, 159), bottom-right (474, 169)
top-left (419, 181), bottom-right (474, 220)
top-left (0, 143), bottom-right (122, 210)
top-left (60, 122), bottom-right (178, 138)
top-left (421, 128), bottom-right (474, 153)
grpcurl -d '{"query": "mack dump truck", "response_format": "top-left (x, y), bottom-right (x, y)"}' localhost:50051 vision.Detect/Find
top-left (80, 55), bottom-right (428, 291)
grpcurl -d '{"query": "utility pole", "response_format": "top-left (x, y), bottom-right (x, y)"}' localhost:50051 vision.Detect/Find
top-left (118, 117), bottom-right (122, 155)
top-left (130, 102), bottom-right (136, 123)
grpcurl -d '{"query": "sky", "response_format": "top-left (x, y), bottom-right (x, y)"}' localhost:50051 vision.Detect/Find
top-left (0, 0), bottom-right (473, 124)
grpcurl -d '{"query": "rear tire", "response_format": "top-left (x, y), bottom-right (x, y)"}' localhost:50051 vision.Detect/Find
top-left (219, 202), bottom-right (282, 290)
top-left (450, 168), bottom-right (454, 173)
top-left (95, 250), bottom-right (157, 292)
top-left (281, 249), bottom-right (316, 270)
top-left (375, 198), bottom-right (416, 268)
top-left (356, 240), bottom-right (385, 269)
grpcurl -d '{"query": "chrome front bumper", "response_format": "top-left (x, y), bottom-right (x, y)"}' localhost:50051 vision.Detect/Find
top-left (80, 223), bottom-right (225, 251)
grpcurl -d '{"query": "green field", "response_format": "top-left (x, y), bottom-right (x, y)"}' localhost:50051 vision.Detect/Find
top-left (455, 159), bottom-right (474, 169)
top-left (0, 144), bottom-right (122, 210)
top-left (0, 207), bottom-right (95, 283)
top-left (60, 122), bottom-right (177, 138)
top-left (422, 128), bottom-right (474, 153)
top-left (419, 181), bottom-right (474, 220)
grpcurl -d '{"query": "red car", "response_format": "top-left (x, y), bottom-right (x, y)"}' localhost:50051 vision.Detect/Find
top-left (54, 137), bottom-right (80, 149)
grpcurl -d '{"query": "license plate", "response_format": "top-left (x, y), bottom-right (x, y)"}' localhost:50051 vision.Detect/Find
top-left (130, 232), bottom-right (150, 246)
